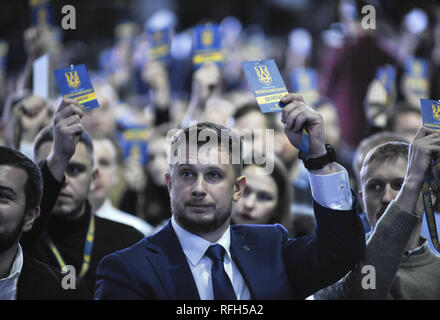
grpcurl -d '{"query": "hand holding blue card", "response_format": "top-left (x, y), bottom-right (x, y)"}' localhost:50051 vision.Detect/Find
top-left (241, 59), bottom-right (288, 113)
top-left (421, 98), bottom-right (440, 131)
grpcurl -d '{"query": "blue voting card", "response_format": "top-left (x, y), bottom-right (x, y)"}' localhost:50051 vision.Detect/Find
top-left (147, 27), bottom-right (172, 63)
top-left (421, 98), bottom-right (440, 131)
top-left (376, 65), bottom-right (396, 94)
top-left (30, 0), bottom-right (53, 26)
top-left (54, 64), bottom-right (99, 111)
top-left (405, 57), bottom-right (429, 94)
top-left (406, 57), bottom-right (428, 78)
top-left (241, 59), bottom-right (288, 113)
top-left (290, 67), bottom-right (320, 106)
top-left (117, 123), bottom-right (149, 165)
top-left (192, 24), bottom-right (223, 69)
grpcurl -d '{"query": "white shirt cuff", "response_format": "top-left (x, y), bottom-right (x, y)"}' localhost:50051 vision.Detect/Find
top-left (307, 163), bottom-right (353, 211)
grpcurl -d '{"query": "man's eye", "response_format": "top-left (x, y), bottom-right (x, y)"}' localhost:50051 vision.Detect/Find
top-left (66, 165), bottom-right (85, 176)
top-left (207, 171), bottom-right (222, 180)
top-left (181, 171), bottom-right (193, 178)
top-left (391, 180), bottom-right (404, 191)
top-left (0, 194), bottom-right (12, 203)
top-left (257, 192), bottom-right (273, 201)
top-left (99, 159), bottom-right (111, 168)
top-left (368, 183), bottom-right (384, 192)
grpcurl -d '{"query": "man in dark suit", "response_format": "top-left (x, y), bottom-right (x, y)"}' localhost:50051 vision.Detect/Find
top-left (94, 93), bottom-right (366, 300)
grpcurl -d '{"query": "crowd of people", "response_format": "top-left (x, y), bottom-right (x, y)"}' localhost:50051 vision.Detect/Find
top-left (1, 0), bottom-right (440, 300)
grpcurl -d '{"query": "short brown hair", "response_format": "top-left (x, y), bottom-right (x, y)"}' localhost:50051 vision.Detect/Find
top-left (169, 122), bottom-right (243, 177)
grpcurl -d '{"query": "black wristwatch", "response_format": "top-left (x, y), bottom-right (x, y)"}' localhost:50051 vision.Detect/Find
top-left (298, 144), bottom-right (336, 170)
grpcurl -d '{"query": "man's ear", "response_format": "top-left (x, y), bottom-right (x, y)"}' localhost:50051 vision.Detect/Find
top-left (90, 167), bottom-right (100, 191)
top-left (22, 206), bottom-right (40, 232)
top-left (233, 175), bottom-right (246, 202)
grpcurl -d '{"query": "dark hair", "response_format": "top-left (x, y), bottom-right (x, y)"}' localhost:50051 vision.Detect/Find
top-left (242, 152), bottom-right (291, 229)
top-left (0, 146), bottom-right (43, 213)
top-left (360, 141), bottom-right (409, 183)
top-left (169, 122), bottom-right (243, 177)
top-left (33, 125), bottom-right (94, 163)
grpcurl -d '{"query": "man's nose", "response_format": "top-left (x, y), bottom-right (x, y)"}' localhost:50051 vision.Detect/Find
top-left (191, 174), bottom-right (207, 197)
top-left (382, 184), bottom-right (397, 203)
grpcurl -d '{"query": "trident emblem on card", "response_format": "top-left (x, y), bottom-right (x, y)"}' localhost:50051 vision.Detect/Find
top-left (432, 104), bottom-right (440, 122)
top-left (201, 29), bottom-right (213, 46)
top-left (254, 65), bottom-right (272, 86)
top-left (65, 71), bottom-right (81, 89)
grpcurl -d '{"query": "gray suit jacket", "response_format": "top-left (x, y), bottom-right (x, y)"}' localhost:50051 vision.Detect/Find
top-left (314, 200), bottom-right (420, 299)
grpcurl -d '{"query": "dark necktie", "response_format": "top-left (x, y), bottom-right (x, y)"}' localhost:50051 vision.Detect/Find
top-left (205, 244), bottom-right (237, 300)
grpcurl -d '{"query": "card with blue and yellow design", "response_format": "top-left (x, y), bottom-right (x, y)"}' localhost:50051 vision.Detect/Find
top-left (241, 59), bottom-right (288, 113)
top-left (405, 58), bottom-right (429, 94)
top-left (117, 123), bottom-right (149, 165)
top-left (192, 24), bottom-right (222, 69)
top-left (54, 64), bottom-right (99, 111)
top-left (29, 0), bottom-right (53, 26)
top-left (147, 26), bottom-right (172, 63)
top-left (421, 98), bottom-right (440, 131)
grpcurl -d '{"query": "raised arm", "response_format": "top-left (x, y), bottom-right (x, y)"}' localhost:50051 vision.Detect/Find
top-left (315, 127), bottom-right (440, 299)
top-left (21, 98), bottom-right (84, 250)
top-left (280, 93), bottom-right (366, 298)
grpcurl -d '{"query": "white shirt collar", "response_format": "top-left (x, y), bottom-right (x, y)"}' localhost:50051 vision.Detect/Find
top-left (171, 215), bottom-right (232, 266)
top-left (0, 244), bottom-right (24, 300)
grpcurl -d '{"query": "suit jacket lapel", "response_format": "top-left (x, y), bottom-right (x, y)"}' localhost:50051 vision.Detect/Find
top-left (146, 222), bottom-right (200, 300)
top-left (230, 228), bottom-right (262, 299)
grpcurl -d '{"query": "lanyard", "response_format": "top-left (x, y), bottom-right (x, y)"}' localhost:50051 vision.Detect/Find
top-left (421, 157), bottom-right (440, 253)
top-left (45, 213), bottom-right (95, 278)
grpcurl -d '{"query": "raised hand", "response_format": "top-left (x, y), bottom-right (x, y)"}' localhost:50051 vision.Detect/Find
top-left (47, 98), bottom-right (84, 181)
top-left (280, 93), bottom-right (326, 159)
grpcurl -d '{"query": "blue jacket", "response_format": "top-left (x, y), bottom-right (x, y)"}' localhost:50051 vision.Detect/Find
top-left (94, 198), bottom-right (366, 300)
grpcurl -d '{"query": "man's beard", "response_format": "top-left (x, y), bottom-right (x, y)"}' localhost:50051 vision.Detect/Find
top-left (0, 213), bottom-right (26, 254)
top-left (172, 200), bottom-right (232, 235)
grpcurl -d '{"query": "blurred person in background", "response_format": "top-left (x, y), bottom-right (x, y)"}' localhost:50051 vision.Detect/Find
top-left (181, 63), bottom-right (223, 125)
top-left (231, 153), bottom-right (292, 236)
top-left (120, 123), bottom-right (172, 229)
top-left (319, 0), bottom-right (397, 151)
top-left (82, 83), bottom-right (119, 140)
top-left (386, 102), bottom-right (422, 142)
top-left (1, 91), bottom-right (52, 159)
top-left (89, 138), bottom-right (154, 236)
